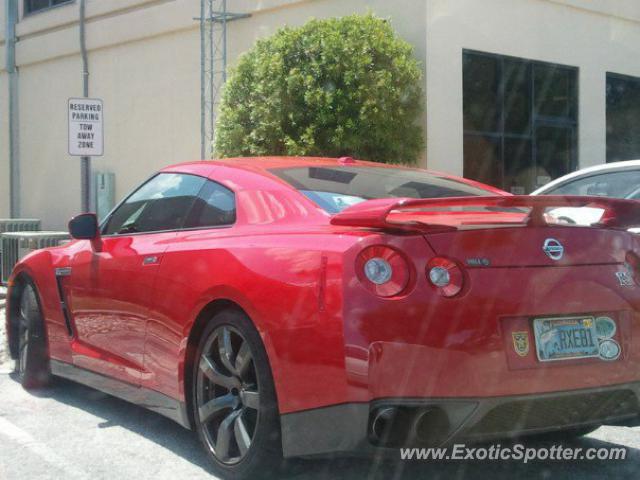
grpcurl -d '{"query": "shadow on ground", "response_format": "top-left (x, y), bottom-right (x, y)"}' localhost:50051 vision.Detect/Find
top-left (14, 375), bottom-right (640, 480)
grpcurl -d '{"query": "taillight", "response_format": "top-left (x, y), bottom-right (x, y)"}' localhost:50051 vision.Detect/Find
top-left (625, 252), bottom-right (640, 285)
top-left (426, 257), bottom-right (465, 297)
top-left (356, 246), bottom-right (410, 297)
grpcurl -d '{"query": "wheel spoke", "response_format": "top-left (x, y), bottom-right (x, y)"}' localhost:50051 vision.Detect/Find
top-left (215, 410), bottom-right (241, 462)
top-left (234, 341), bottom-right (252, 381)
top-left (19, 322), bottom-right (29, 351)
top-left (20, 326), bottom-right (28, 343)
top-left (234, 413), bottom-right (251, 456)
top-left (241, 390), bottom-right (260, 410)
top-left (19, 311), bottom-right (29, 331)
top-left (20, 288), bottom-right (34, 320)
top-left (19, 341), bottom-right (28, 370)
top-left (20, 301), bottom-right (28, 320)
top-left (17, 299), bottom-right (30, 372)
top-left (218, 327), bottom-right (237, 375)
top-left (19, 332), bottom-right (27, 351)
top-left (199, 393), bottom-right (235, 424)
top-left (200, 355), bottom-right (239, 390)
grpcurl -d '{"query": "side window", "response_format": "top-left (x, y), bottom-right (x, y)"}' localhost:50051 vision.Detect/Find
top-left (548, 170), bottom-right (640, 198)
top-left (104, 173), bottom-right (206, 235)
top-left (184, 180), bottom-right (236, 229)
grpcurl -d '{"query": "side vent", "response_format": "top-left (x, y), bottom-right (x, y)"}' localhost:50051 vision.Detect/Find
top-left (54, 267), bottom-right (75, 337)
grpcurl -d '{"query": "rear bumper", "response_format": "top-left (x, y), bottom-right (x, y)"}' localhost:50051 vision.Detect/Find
top-left (334, 263), bottom-right (640, 405)
top-left (280, 382), bottom-right (640, 458)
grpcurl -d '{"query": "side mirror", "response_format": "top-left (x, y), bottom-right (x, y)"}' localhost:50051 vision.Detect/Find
top-left (68, 213), bottom-right (100, 240)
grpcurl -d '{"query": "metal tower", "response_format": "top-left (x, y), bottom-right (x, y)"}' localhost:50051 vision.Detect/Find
top-left (198, 0), bottom-right (249, 159)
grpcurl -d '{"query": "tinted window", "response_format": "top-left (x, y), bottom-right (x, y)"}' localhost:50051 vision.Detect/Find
top-left (463, 53), bottom-right (500, 133)
top-left (463, 50), bottom-right (577, 194)
top-left (534, 64), bottom-right (576, 118)
top-left (271, 166), bottom-right (495, 214)
top-left (104, 173), bottom-right (205, 235)
top-left (606, 73), bottom-right (640, 163)
top-left (184, 180), bottom-right (236, 228)
top-left (545, 170), bottom-right (640, 198)
top-left (25, 0), bottom-right (72, 15)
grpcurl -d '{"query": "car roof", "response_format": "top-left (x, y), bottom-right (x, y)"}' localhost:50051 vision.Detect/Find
top-left (163, 156), bottom-right (420, 173)
top-left (160, 157), bottom-right (375, 178)
top-left (532, 159), bottom-right (640, 195)
top-left (160, 156), bottom-right (508, 195)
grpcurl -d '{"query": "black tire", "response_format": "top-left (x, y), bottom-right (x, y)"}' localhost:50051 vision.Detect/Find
top-left (14, 283), bottom-right (51, 389)
top-left (192, 309), bottom-right (283, 480)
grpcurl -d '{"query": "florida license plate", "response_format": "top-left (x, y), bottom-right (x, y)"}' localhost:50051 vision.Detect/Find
top-left (533, 316), bottom-right (600, 362)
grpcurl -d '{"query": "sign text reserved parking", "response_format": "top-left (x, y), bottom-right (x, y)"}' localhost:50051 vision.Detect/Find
top-left (68, 98), bottom-right (103, 156)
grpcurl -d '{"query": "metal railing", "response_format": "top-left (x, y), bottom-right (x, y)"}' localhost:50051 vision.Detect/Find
top-left (0, 219), bottom-right (41, 233)
top-left (0, 220), bottom-right (41, 284)
top-left (1, 232), bottom-right (70, 284)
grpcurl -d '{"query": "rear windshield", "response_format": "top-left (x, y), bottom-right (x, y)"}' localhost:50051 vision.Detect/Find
top-left (271, 166), bottom-right (496, 213)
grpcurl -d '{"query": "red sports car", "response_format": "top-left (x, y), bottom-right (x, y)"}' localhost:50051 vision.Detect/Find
top-left (6, 157), bottom-right (640, 478)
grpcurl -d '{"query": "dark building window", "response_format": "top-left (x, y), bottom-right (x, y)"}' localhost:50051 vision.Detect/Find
top-left (463, 50), bottom-right (578, 193)
top-left (24, 0), bottom-right (73, 16)
top-left (607, 73), bottom-right (640, 163)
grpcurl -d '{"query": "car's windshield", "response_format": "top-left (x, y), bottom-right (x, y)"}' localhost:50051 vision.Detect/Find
top-left (271, 166), bottom-right (496, 213)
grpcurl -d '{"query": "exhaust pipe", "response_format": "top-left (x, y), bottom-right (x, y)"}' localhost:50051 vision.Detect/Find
top-left (370, 405), bottom-right (452, 446)
top-left (371, 407), bottom-right (397, 441)
top-left (370, 407), bottom-right (414, 446)
top-left (413, 407), bottom-right (451, 445)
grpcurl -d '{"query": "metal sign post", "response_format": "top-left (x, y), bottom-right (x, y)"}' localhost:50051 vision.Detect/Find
top-left (79, 0), bottom-right (92, 213)
top-left (68, 97), bottom-right (104, 214)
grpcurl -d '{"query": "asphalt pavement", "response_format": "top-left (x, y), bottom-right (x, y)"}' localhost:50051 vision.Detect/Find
top-left (1, 303), bottom-right (640, 479)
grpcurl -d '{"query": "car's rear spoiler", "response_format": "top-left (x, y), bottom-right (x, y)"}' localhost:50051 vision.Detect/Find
top-left (330, 195), bottom-right (640, 232)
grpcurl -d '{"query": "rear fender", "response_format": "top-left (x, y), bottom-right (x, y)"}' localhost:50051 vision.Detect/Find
top-left (177, 285), bottom-right (271, 400)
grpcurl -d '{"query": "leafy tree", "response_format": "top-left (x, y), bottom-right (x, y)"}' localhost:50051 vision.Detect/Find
top-left (214, 14), bottom-right (424, 164)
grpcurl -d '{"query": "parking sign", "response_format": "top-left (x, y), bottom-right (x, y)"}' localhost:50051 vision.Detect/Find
top-left (68, 98), bottom-right (104, 156)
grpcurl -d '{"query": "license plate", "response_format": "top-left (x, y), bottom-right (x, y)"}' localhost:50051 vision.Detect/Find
top-left (533, 316), bottom-right (600, 362)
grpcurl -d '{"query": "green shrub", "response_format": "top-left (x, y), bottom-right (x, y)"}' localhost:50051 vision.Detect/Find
top-left (214, 13), bottom-right (424, 164)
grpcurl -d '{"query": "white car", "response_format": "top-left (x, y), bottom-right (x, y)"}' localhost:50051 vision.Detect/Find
top-left (532, 160), bottom-right (640, 229)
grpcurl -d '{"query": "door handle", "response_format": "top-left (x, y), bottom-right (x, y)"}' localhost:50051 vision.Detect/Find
top-left (142, 256), bottom-right (160, 266)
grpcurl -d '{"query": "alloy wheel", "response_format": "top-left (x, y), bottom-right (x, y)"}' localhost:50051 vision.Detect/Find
top-left (196, 325), bottom-right (260, 465)
top-left (18, 293), bottom-right (31, 374)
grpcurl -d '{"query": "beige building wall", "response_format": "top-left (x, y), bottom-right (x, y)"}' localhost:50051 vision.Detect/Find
top-left (8, 0), bottom-right (426, 229)
top-left (426, 0), bottom-right (640, 176)
top-left (0, 4), bottom-right (10, 219)
top-left (0, 69), bottom-right (12, 220)
top-left (14, 0), bottom-right (203, 229)
top-left (4, 0), bottom-right (640, 227)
